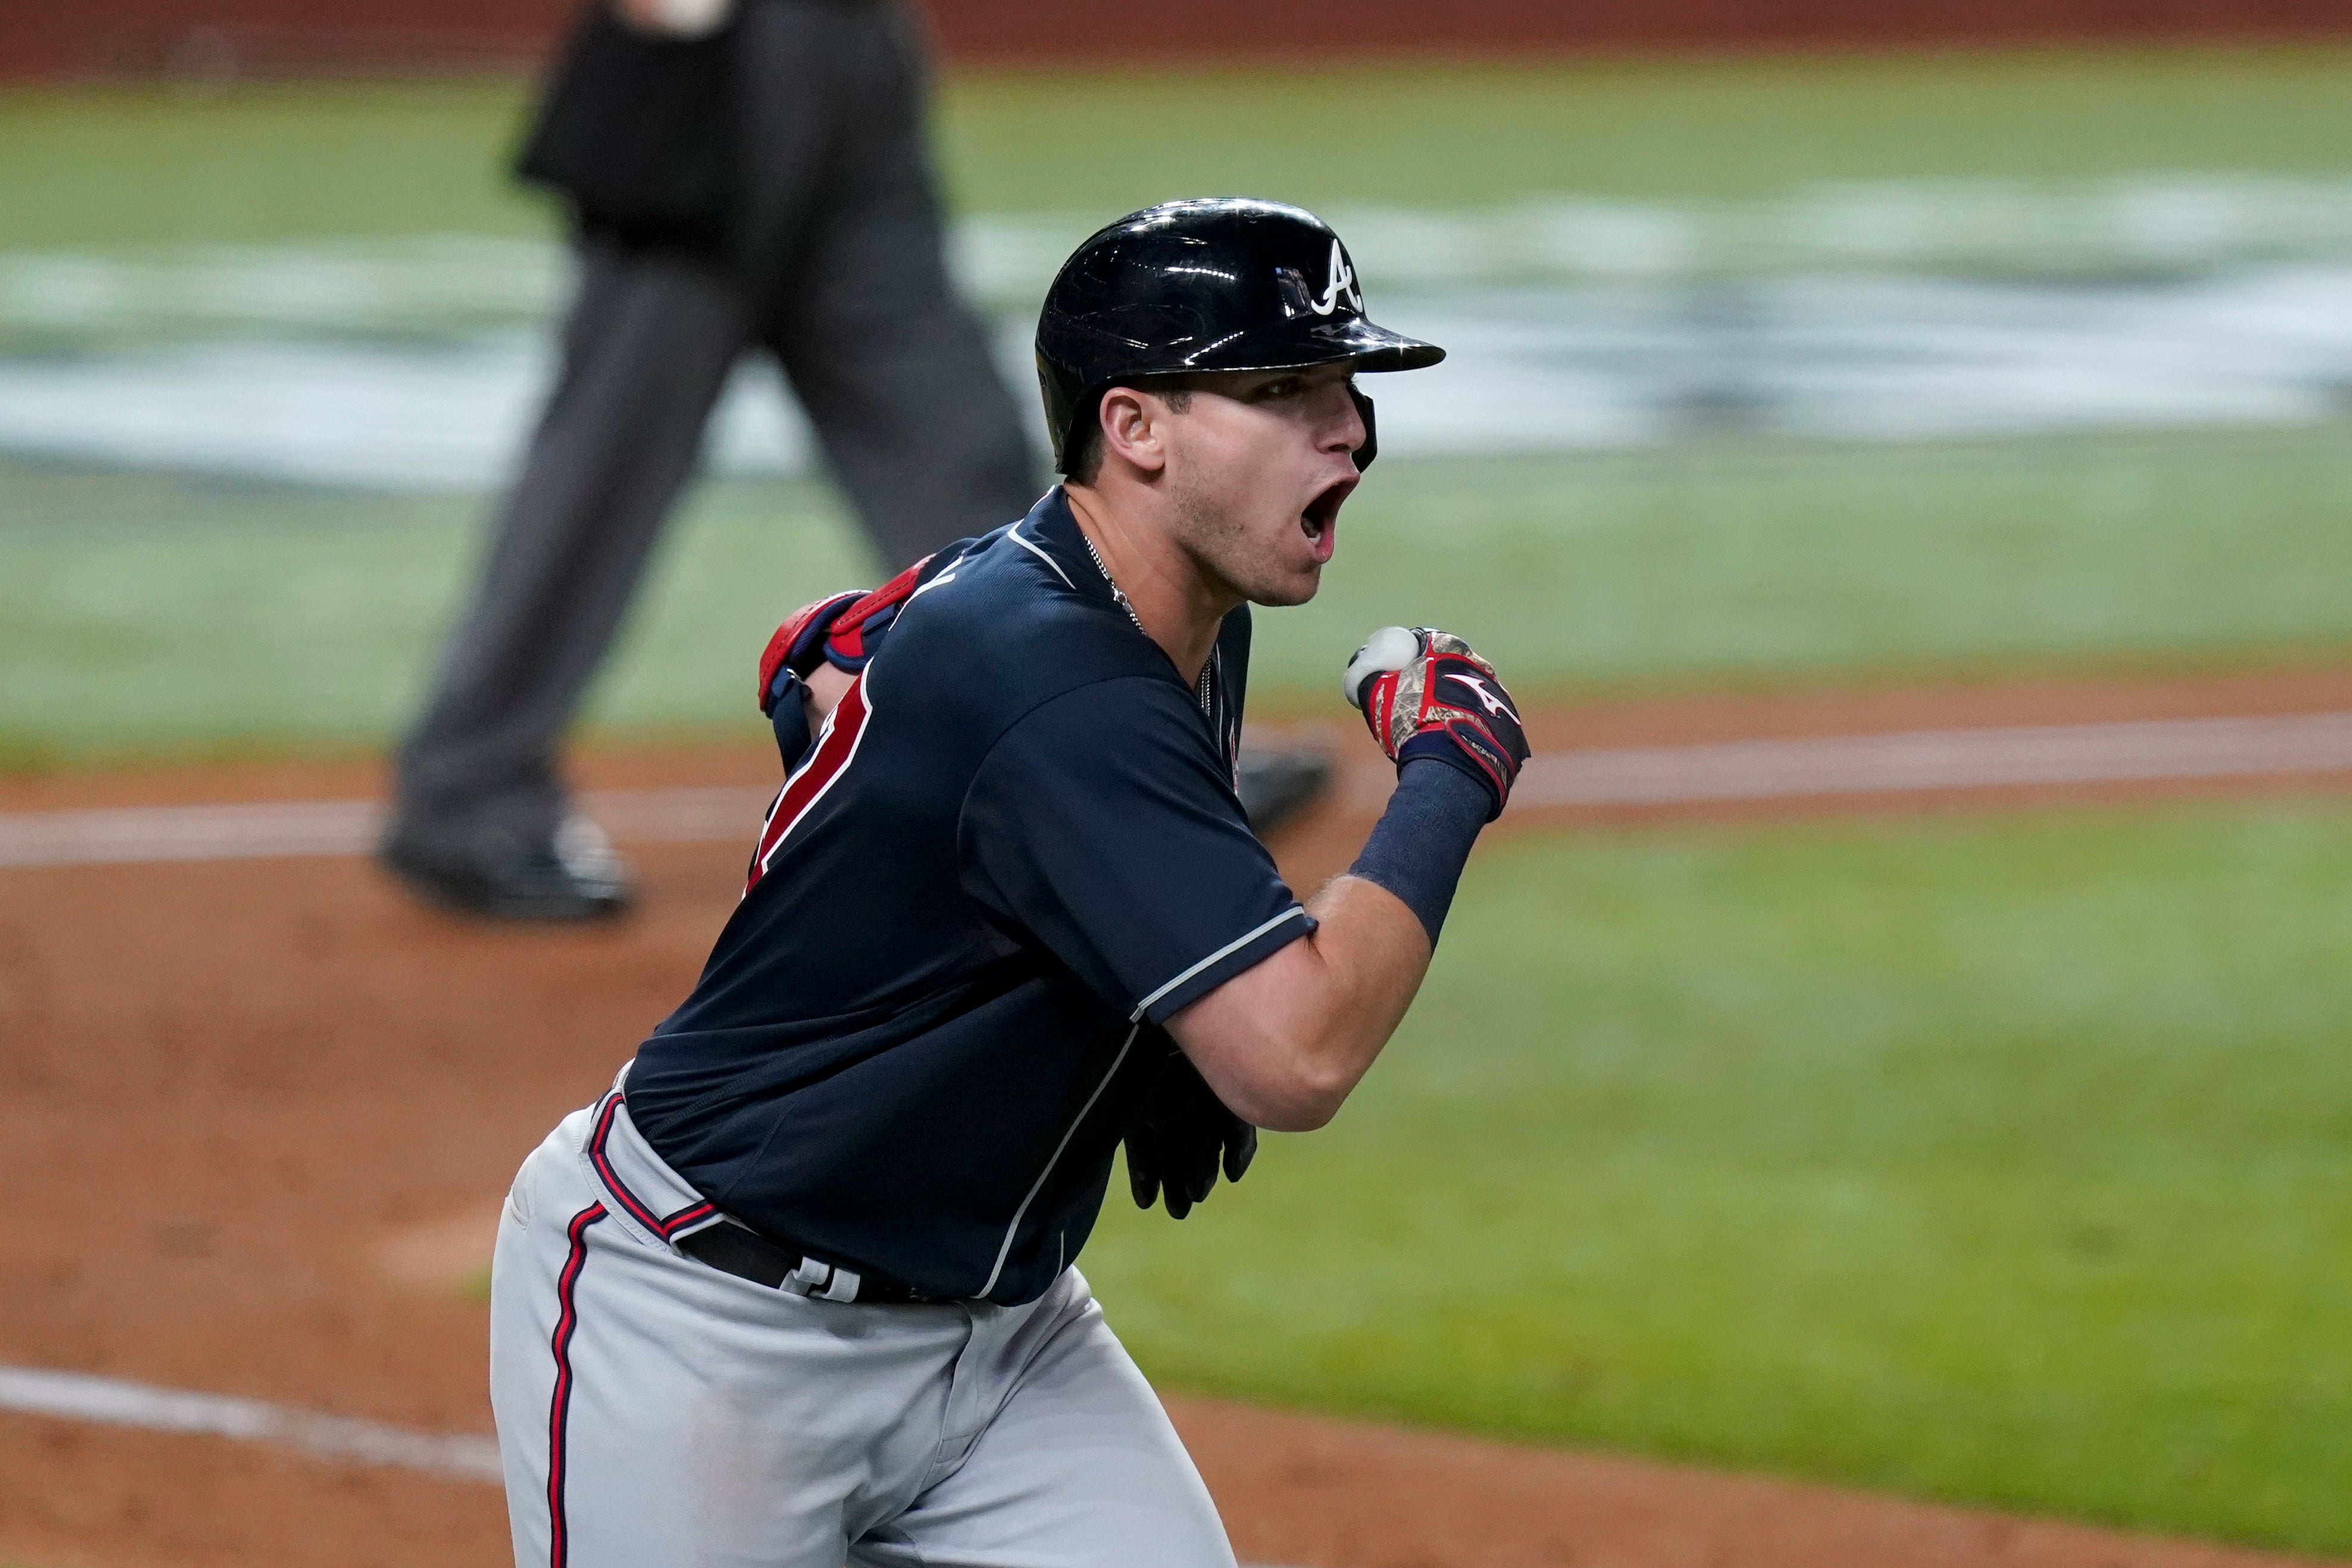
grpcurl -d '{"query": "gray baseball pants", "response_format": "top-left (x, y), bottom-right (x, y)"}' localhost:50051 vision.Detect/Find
top-left (391, 0), bottom-right (1038, 864)
top-left (489, 1084), bottom-right (1235, 1567)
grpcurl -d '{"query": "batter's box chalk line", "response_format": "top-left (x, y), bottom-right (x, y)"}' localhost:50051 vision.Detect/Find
top-left (5, 711), bottom-right (2352, 872)
top-left (0, 1363), bottom-right (501, 1480)
top-left (0, 1361), bottom-right (1302, 1564)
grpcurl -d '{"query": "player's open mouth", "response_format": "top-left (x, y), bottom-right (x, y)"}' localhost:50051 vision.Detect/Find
top-left (1301, 478), bottom-right (1353, 561)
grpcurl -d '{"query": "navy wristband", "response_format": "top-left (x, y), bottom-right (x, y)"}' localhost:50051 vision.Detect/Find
top-left (768, 670), bottom-right (813, 771)
top-left (1347, 759), bottom-right (1490, 946)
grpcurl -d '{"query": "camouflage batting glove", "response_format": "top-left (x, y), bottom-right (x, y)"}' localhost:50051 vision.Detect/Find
top-left (1342, 626), bottom-right (1530, 821)
top-left (757, 590), bottom-right (865, 718)
top-left (755, 544), bottom-right (977, 719)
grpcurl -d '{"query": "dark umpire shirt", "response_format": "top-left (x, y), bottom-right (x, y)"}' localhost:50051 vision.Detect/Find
top-left (625, 488), bottom-right (1314, 1305)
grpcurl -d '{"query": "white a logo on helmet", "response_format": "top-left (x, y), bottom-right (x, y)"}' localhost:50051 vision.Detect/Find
top-left (1309, 239), bottom-right (1363, 316)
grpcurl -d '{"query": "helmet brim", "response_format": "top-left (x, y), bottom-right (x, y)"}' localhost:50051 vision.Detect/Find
top-left (1164, 313), bottom-right (1446, 376)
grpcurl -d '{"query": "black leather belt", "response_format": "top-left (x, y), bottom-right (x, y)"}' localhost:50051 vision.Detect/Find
top-left (676, 1221), bottom-right (939, 1305)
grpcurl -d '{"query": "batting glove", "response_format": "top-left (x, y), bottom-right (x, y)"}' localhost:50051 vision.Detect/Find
top-left (755, 550), bottom-right (958, 719)
top-left (1124, 1045), bottom-right (1256, 1220)
top-left (1342, 626), bottom-right (1530, 820)
top-left (757, 590), bottom-right (862, 718)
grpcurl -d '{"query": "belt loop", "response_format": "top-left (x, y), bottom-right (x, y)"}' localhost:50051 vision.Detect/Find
top-left (782, 1256), bottom-right (863, 1303)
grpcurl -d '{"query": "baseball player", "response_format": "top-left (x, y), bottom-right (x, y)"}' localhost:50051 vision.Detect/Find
top-left (486, 198), bottom-right (1531, 1567)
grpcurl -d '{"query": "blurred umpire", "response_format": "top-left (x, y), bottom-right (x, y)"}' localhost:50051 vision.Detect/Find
top-left (382, 0), bottom-right (1332, 921)
top-left (381, 0), bottom-right (1036, 919)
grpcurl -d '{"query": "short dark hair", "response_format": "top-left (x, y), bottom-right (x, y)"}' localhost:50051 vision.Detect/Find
top-left (1066, 381), bottom-right (1194, 485)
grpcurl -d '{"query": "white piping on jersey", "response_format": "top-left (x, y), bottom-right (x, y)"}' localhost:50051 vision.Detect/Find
top-left (1130, 905), bottom-right (1310, 1023)
top-left (906, 535), bottom-right (975, 603)
top-left (974, 906), bottom-right (1305, 1294)
top-left (1006, 522), bottom-right (1076, 591)
top-left (978, 1021), bottom-right (1140, 1299)
top-left (749, 673), bottom-right (878, 887)
top-left (747, 721), bottom-right (827, 864)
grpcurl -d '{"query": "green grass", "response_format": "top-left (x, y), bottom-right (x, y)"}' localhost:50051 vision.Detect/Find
top-left (5, 425), bottom-right (2350, 765)
top-left (0, 465), bottom-right (862, 765)
top-left (1251, 426), bottom-right (2352, 699)
top-left (6, 47), bottom-right (2351, 763)
top-left (3, 44), bottom-right (2350, 250)
top-left (0, 79), bottom-right (543, 250)
top-left (938, 46), bottom-right (2352, 216)
top-left (5, 54), bottom-right (2352, 1550)
top-left (1083, 801), bottom-right (2352, 1551)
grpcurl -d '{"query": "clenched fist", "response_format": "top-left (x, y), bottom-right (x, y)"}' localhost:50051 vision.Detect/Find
top-left (1342, 626), bottom-right (1529, 820)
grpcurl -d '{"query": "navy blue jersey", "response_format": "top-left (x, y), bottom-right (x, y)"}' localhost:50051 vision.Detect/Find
top-left (625, 489), bottom-right (1312, 1305)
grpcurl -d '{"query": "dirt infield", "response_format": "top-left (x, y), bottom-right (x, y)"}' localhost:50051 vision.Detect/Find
top-left (2, 667), bottom-right (2348, 1568)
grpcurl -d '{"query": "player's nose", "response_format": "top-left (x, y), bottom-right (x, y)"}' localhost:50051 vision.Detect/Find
top-left (1317, 380), bottom-right (1367, 457)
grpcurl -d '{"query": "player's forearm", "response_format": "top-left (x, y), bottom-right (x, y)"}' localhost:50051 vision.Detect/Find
top-left (1170, 625), bottom-right (1526, 1132)
top-left (804, 662), bottom-right (855, 728)
top-left (1170, 874), bottom-right (1430, 1130)
top-left (1169, 761), bottom-right (1491, 1130)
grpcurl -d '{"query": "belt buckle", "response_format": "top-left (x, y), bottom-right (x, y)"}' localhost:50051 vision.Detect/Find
top-left (783, 1255), bottom-right (862, 1304)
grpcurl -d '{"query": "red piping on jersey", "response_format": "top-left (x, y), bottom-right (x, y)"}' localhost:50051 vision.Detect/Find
top-left (584, 1092), bottom-right (718, 1240)
top-left (546, 1202), bottom-right (604, 1568)
top-left (746, 674), bottom-right (874, 893)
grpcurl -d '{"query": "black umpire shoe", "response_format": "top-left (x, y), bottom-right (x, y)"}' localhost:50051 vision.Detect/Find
top-left (379, 813), bottom-right (633, 922)
top-left (1235, 744), bottom-right (1332, 836)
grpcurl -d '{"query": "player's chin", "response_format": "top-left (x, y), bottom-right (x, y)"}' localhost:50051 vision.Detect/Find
top-left (1248, 559), bottom-right (1325, 609)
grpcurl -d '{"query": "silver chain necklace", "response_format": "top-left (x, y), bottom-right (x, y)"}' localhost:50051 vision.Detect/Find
top-left (1077, 527), bottom-right (1144, 633)
top-left (1078, 526), bottom-right (1213, 718)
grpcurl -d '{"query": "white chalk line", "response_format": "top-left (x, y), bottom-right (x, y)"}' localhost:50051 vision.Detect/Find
top-left (1510, 709), bottom-right (2352, 808)
top-left (4, 711), bottom-right (2351, 869)
top-left (0, 784), bottom-right (766, 869)
top-left (0, 1363), bottom-right (500, 1482)
top-left (0, 1362), bottom-right (1301, 1568)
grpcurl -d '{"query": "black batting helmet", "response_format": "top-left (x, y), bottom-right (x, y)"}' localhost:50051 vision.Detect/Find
top-left (1035, 198), bottom-right (1445, 476)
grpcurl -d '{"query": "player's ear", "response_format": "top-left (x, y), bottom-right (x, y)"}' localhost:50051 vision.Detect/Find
top-left (1098, 386), bottom-right (1169, 477)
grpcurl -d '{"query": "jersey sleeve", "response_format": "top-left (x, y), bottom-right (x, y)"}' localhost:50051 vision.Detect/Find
top-left (960, 675), bottom-right (1313, 1025)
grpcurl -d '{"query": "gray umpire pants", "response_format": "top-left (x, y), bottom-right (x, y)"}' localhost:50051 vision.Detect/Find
top-left (391, 0), bottom-right (1039, 863)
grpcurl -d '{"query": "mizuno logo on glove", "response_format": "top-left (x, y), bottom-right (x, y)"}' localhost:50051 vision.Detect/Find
top-left (1342, 626), bottom-right (1531, 821)
top-left (1447, 672), bottom-right (1518, 721)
